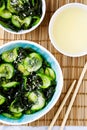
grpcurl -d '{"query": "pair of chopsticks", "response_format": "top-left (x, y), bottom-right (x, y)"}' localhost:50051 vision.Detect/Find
top-left (48, 62), bottom-right (87, 130)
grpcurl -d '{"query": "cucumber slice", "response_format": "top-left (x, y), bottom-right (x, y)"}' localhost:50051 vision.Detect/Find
top-left (23, 16), bottom-right (32, 29)
top-left (13, 112), bottom-right (22, 118)
top-left (0, 10), bottom-right (12, 19)
top-left (2, 113), bottom-right (13, 119)
top-left (28, 92), bottom-right (38, 103)
top-left (37, 73), bottom-right (51, 88)
top-left (2, 48), bottom-right (18, 62)
top-left (0, 0), bottom-right (5, 12)
top-left (0, 95), bottom-right (5, 105)
top-left (23, 77), bottom-right (27, 89)
top-left (18, 63), bottom-right (30, 76)
top-left (31, 0), bottom-right (35, 6)
top-left (7, 0), bottom-right (17, 13)
top-left (31, 91), bottom-right (45, 111)
top-left (2, 112), bottom-right (22, 119)
top-left (9, 100), bottom-right (24, 113)
top-left (45, 67), bottom-right (56, 80)
top-left (25, 109), bottom-right (31, 114)
top-left (32, 16), bottom-right (40, 26)
top-left (0, 64), bottom-right (14, 79)
top-left (2, 81), bottom-right (19, 88)
top-left (12, 15), bottom-right (32, 28)
top-left (11, 15), bottom-right (22, 28)
top-left (24, 53), bottom-right (42, 72)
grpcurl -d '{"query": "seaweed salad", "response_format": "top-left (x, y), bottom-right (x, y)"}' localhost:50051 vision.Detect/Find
top-left (0, 0), bottom-right (42, 32)
top-left (0, 47), bottom-right (56, 119)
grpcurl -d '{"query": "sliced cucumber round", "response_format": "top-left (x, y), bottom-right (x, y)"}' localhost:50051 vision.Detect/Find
top-left (2, 48), bottom-right (18, 62)
top-left (32, 16), bottom-right (40, 26)
top-left (37, 73), bottom-right (51, 88)
top-left (7, 0), bottom-right (17, 13)
top-left (2, 81), bottom-right (19, 88)
top-left (28, 92), bottom-right (38, 103)
top-left (0, 10), bottom-right (12, 19)
top-left (23, 77), bottom-right (27, 89)
top-left (2, 112), bottom-right (22, 119)
top-left (24, 52), bottom-right (42, 72)
top-left (31, 0), bottom-right (35, 6)
top-left (23, 16), bottom-right (32, 29)
top-left (0, 0), bottom-right (5, 12)
top-left (9, 100), bottom-right (24, 113)
top-left (31, 91), bottom-right (45, 112)
top-left (2, 113), bottom-right (13, 119)
top-left (11, 15), bottom-right (22, 28)
top-left (13, 112), bottom-right (22, 118)
top-left (0, 64), bottom-right (14, 79)
top-left (45, 67), bottom-right (56, 80)
top-left (0, 94), bottom-right (6, 105)
top-left (25, 109), bottom-right (31, 114)
top-left (18, 63), bottom-right (30, 76)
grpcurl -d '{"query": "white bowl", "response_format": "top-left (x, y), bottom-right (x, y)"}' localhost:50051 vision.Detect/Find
top-left (49, 3), bottom-right (87, 57)
top-left (0, 0), bottom-right (46, 34)
top-left (0, 40), bottom-right (63, 125)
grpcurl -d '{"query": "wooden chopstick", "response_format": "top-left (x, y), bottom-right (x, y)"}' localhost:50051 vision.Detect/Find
top-left (59, 62), bottom-right (87, 130)
top-left (48, 62), bottom-right (87, 130)
top-left (48, 80), bottom-right (76, 130)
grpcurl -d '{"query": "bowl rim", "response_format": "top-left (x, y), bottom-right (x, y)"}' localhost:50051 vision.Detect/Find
top-left (49, 3), bottom-right (87, 57)
top-left (0, 0), bottom-right (46, 34)
top-left (0, 40), bottom-right (63, 125)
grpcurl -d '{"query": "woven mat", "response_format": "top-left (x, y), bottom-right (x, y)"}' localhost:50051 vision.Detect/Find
top-left (0, 0), bottom-right (87, 126)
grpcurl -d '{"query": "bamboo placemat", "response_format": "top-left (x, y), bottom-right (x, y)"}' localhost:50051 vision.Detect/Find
top-left (0, 0), bottom-right (87, 127)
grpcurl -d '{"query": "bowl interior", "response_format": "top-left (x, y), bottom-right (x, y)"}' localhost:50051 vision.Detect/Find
top-left (0, 40), bottom-right (63, 125)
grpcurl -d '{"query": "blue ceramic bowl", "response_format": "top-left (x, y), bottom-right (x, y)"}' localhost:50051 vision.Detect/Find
top-left (0, 40), bottom-right (63, 125)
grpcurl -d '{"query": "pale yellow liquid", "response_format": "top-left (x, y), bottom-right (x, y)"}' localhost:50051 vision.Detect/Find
top-left (52, 7), bottom-right (87, 55)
